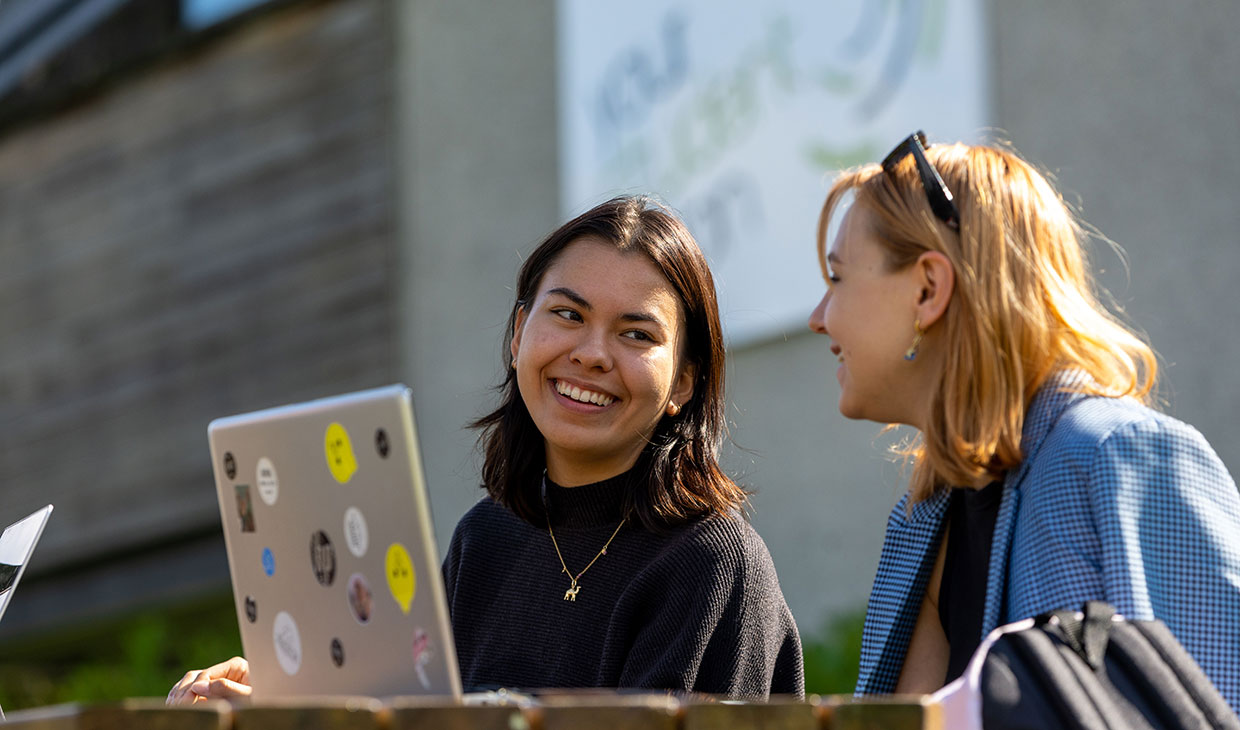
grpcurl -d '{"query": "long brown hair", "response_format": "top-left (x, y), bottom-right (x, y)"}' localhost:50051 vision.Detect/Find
top-left (818, 142), bottom-right (1157, 500)
top-left (472, 195), bottom-right (746, 530)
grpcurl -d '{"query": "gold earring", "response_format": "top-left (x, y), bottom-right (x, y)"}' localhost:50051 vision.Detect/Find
top-left (904, 320), bottom-right (924, 361)
top-left (666, 402), bottom-right (681, 417)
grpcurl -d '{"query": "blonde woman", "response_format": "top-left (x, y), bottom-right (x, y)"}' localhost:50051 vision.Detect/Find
top-left (808, 132), bottom-right (1240, 711)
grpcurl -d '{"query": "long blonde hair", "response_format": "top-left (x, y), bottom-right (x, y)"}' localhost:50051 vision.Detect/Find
top-left (817, 142), bottom-right (1157, 500)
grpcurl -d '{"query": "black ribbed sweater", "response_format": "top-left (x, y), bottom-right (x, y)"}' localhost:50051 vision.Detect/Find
top-left (441, 474), bottom-right (804, 699)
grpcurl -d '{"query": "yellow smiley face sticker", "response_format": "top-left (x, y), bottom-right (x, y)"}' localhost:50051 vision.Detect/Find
top-left (385, 543), bottom-right (415, 614)
top-left (324, 422), bottom-right (358, 484)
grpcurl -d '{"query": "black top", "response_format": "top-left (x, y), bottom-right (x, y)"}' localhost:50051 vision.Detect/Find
top-left (441, 472), bottom-right (805, 699)
top-left (938, 480), bottom-right (1004, 683)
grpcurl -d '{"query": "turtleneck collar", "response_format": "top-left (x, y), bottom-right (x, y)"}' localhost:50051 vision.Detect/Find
top-left (542, 470), bottom-right (632, 529)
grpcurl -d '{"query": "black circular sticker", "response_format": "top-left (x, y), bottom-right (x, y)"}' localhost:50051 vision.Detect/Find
top-left (375, 428), bottom-right (390, 458)
top-left (310, 530), bottom-right (337, 587)
top-left (330, 638), bottom-right (345, 667)
top-left (244, 595), bottom-right (257, 623)
top-left (224, 452), bottom-right (237, 480)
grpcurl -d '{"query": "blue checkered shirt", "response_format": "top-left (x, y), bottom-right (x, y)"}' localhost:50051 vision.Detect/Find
top-left (855, 371), bottom-right (1240, 713)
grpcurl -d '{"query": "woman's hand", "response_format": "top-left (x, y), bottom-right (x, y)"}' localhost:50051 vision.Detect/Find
top-left (166, 656), bottom-right (252, 705)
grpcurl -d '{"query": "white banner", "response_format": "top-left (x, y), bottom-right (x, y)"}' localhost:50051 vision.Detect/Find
top-left (558, 0), bottom-right (989, 346)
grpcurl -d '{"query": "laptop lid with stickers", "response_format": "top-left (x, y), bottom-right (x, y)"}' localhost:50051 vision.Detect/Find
top-left (0, 505), bottom-right (54, 628)
top-left (208, 385), bottom-right (461, 699)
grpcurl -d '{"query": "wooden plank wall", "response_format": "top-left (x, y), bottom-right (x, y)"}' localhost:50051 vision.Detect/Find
top-left (0, 0), bottom-right (397, 600)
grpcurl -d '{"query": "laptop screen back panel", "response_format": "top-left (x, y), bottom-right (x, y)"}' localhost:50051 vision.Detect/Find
top-left (208, 385), bottom-right (460, 699)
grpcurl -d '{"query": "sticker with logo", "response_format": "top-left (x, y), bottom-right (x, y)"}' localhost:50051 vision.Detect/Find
top-left (310, 530), bottom-right (336, 587)
top-left (343, 507), bottom-right (368, 558)
top-left (347, 572), bottom-right (373, 625)
top-left (324, 423), bottom-right (358, 484)
top-left (244, 596), bottom-right (257, 623)
top-left (235, 485), bottom-right (256, 532)
top-left (412, 628), bottom-right (433, 690)
top-left (385, 543), bottom-right (415, 614)
top-left (256, 457), bottom-right (279, 506)
top-left (262, 548), bottom-right (276, 577)
top-left (273, 611), bottom-right (302, 676)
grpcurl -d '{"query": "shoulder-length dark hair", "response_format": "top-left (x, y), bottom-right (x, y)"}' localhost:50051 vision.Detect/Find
top-left (471, 195), bottom-right (746, 531)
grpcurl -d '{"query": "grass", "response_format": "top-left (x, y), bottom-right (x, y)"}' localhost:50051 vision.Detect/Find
top-left (0, 595), bottom-right (866, 709)
top-left (0, 593), bottom-right (242, 710)
top-left (801, 607), bottom-right (865, 697)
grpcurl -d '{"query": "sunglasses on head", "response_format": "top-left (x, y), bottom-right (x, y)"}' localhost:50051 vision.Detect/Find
top-left (881, 130), bottom-right (960, 231)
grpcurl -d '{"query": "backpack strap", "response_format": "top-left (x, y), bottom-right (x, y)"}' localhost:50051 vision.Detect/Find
top-left (1037, 601), bottom-right (1116, 670)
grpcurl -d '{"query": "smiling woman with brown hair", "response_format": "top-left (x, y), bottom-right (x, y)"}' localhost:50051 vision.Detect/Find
top-left (474, 195), bottom-right (743, 532)
top-left (168, 196), bottom-right (803, 704)
top-left (447, 195), bottom-right (801, 697)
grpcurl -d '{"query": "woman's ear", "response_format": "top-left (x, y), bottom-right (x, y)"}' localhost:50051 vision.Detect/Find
top-left (510, 306), bottom-right (529, 365)
top-left (669, 362), bottom-right (696, 414)
top-left (913, 251), bottom-right (955, 329)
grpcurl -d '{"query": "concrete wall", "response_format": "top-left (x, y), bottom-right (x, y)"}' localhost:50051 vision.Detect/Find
top-left (390, 0), bottom-right (1240, 637)
top-left (392, 0), bottom-right (561, 548)
top-left (990, 0), bottom-right (1240, 461)
top-left (385, 2), bottom-right (899, 637)
top-left (714, 0), bottom-right (1240, 632)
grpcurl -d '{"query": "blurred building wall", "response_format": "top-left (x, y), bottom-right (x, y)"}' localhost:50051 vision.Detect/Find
top-left (392, 0), bottom-right (560, 561)
top-left (0, 0), bottom-right (1236, 647)
top-left (396, 0), bottom-right (1240, 636)
top-left (727, 0), bottom-right (1240, 629)
top-left (0, 0), bottom-right (400, 637)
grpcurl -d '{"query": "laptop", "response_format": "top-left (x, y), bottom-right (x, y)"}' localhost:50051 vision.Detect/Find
top-left (208, 385), bottom-right (461, 699)
top-left (0, 505), bottom-right (54, 626)
top-left (0, 504), bottom-right (54, 720)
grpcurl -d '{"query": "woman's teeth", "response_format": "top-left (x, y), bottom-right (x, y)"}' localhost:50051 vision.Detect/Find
top-left (556, 380), bottom-right (614, 406)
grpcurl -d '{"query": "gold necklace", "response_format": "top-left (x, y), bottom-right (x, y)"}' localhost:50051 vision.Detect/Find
top-left (541, 473), bottom-right (629, 602)
top-left (547, 516), bottom-right (627, 602)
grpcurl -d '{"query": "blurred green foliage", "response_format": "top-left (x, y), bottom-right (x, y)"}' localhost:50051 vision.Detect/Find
top-left (802, 607), bottom-right (865, 696)
top-left (0, 593), bottom-right (241, 711)
top-left (0, 594), bottom-right (864, 709)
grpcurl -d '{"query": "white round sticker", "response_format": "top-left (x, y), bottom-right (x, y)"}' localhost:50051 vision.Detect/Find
top-left (273, 611), bottom-right (302, 676)
top-left (343, 506), bottom-right (369, 558)
top-left (256, 457), bottom-right (279, 506)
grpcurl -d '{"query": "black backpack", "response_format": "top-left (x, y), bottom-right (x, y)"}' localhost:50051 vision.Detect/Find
top-left (935, 601), bottom-right (1239, 729)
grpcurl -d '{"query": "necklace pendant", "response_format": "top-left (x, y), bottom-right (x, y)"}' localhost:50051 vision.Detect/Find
top-left (563, 582), bottom-right (580, 602)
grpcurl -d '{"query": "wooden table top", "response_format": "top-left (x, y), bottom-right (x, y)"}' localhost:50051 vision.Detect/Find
top-left (1, 693), bottom-right (942, 730)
